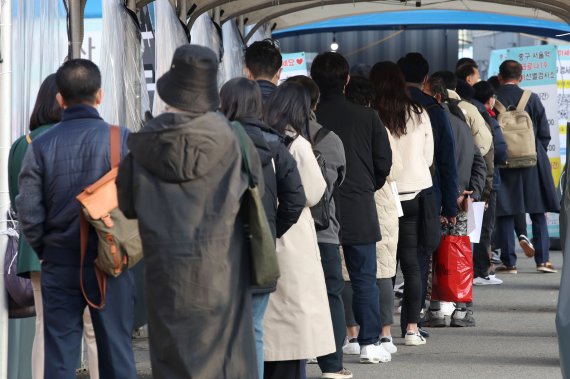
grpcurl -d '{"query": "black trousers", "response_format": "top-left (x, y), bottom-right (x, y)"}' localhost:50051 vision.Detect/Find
top-left (474, 191), bottom-right (496, 277)
top-left (397, 197), bottom-right (422, 334)
top-left (264, 360), bottom-right (306, 379)
top-left (316, 243), bottom-right (346, 373)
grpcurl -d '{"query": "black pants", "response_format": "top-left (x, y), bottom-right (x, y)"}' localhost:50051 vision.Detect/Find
top-left (514, 213), bottom-right (527, 236)
top-left (264, 360), bottom-right (306, 379)
top-left (474, 191), bottom-right (496, 277)
top-left (397, 197), bottom-right (422, 334)
top-left (316, 243), bottom-right (346, 373)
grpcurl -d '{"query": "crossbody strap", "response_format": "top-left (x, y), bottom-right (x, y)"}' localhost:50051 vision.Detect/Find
top-left (231, 121), bottom-right (255, 188)
top-left (80, 125), bottom-right (120, 309)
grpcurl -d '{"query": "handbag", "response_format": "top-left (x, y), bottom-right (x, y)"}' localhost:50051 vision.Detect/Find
top-left (431, 230), bottom-right (473, 303)
top-left (418, 188), bottom-right (441, 252)
top-left (76, 126), bottom-right (142, 309)
top-left (231, 121), bottom-right (280, 287)
top-left (4, 210), bottom-right (35, 318)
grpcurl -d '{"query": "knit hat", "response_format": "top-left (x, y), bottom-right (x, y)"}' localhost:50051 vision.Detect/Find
top-left (156, 44), bottom-right (220, 113)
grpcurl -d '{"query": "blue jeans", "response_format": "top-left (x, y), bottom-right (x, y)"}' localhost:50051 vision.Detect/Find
top-left (342, 243), bottom-right (380, 345)
top-left (252, 293), bottom-right (270, 379)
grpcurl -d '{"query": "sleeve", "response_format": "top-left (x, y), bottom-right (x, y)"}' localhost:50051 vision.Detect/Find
top-left (469, 146), bottom-right (487, 201)
top-left (290, 137), bottom-right (326, 207)
top-left (466, 106), bottom-right (493, 156)
top-left (371, 113), bottom-right (392, 190)
top-left (492, 119), bottom-right (508, 165)
top-left (116, 153), bottom-right (138, 219)
top-left (335, 135), bottom-right (347, 187)
top-left (530, 94), bottom-right (551, 150)
top-left (423, 113), bottom-right (434, 168)
top-left (15, 147), bottom-right (46, 257)
top-left (274, 143), bottom-right (306, 238)
top-left (246, 135), bottom-right (265, 197)
top-left (434, 109), bottom-right (459, 217)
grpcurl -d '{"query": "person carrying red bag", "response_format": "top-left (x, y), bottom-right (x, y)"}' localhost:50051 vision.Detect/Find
top-left (423, 77), bottom-right (487, 327)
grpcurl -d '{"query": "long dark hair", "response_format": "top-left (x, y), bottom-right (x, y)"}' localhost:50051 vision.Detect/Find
top-left (29, 74), bottom-right (61, 131)
top-left (263, 81), bottom-right (311, 140)
top-left (219, 77), bottom-right (263, 122)
top-left (369, 61), bottom-right (422, 138)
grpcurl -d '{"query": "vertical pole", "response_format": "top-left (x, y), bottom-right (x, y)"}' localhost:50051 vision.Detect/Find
top-left (125, 0), bottom-right (141, 130)
top-left (69, 0), bottom-right (82, 58)
top-left (179, 0), bottom-right (188, 23)
top-left (0, 0), bottom-right (12, 376)
top-left (213, 7), bottom-right (220, 25)
top-left (238, 15), bottom-right (245, 37)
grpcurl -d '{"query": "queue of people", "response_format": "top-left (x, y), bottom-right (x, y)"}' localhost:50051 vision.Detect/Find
top-left (8, 39), bottom-right (559, 379)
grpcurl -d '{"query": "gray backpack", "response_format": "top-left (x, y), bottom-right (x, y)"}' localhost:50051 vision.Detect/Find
top-left (495, 90), bottom-right (537, 169)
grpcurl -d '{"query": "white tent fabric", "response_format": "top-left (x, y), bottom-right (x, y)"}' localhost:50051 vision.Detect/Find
top-left (220, 19), bottom-right (245, 85)
top-left (153, 0), bottom-right (189, 115)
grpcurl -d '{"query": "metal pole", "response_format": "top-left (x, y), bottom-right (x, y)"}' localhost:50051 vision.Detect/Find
top-left (127, 0), bottom-right (137, 11)
top-left (0, 0), bottom-right (12, 376)
top-left (213, 7), bottom-right (221, 25)
top-left (179, 0), bottom-right (188, 23)
top-left (69, 0), bottom-right (82, 58)
top-left (238, 15), bottom-right (245, 37)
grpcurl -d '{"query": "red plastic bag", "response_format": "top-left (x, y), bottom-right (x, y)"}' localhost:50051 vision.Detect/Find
top-left (431, 235), bottom-right (473, 303)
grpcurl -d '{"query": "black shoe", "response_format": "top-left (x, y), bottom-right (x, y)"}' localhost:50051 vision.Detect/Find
top-left (418, 327), bottom-right (430, 338)
top-left (422, 309), bottom-right (446, 327)
top-left (450, 308), bottom-right (476, 327)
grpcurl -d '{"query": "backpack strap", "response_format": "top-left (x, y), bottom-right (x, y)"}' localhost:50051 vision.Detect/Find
top-left (313, 127), bottom-right (331, 146)
top-left (494, 100), bottom-right (507, 114)
top-left (110, 125), bottom-right (121, 168)
top-left (516, 90), bottom-right (532, 112)
top-left (79, 125), bottom-right (120, 310)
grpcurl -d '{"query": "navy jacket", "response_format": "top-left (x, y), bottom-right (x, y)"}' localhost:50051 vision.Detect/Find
top-left (16, 105), bottom-right (129, 265)
top-left (257, 80), bottom-right (277, 104)
top-left (409, 87), bottom-right (458, 217)
top-left (495, 84), bottom-right (560, 215)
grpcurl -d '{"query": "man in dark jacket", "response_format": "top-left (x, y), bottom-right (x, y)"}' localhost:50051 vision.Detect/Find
top-left (16, 59), bottom-right (137, 379)
top-left (245, 38), bottom-right (282, 103)
top-left (495, 59), bottom-right (560, 273)
top-left (312, 52), bottom-right (392, 364)
top-left (116, 45), bottom-right (260, 379)
top-left (397, 53), bottom-right (458, 333)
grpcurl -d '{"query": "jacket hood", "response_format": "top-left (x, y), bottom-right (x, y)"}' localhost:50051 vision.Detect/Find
top-left (127, 111), bottom-right (235, 183)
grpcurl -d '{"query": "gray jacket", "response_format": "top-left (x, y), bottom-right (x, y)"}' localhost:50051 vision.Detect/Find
top-left (308, 115), bottom-right (346, 244)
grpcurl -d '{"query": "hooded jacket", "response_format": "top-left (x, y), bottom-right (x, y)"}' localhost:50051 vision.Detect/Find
top-left (117, 111), bottom-right (260, 379)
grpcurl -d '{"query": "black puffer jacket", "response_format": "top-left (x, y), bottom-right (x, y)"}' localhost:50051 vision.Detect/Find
top-left (241, 118), bottom-right (305, 240)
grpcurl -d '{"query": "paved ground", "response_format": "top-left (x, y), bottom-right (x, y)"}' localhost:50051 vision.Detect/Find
top-left (79, 249), bottom-right (563, 379)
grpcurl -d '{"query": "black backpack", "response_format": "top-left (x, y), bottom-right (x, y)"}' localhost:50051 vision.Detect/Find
top-left (310, 128), bottom-right (332, 231)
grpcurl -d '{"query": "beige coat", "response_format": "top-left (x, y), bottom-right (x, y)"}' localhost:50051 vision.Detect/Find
top-left (263, 135), bottom-right (336, 361)
top-left (448, 89), bottom-right (492, 156)
top-left (342, 129), bottom-right (403, 280)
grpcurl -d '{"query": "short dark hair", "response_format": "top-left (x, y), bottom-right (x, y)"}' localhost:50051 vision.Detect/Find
top-left (473, 81), bottom-right (496, 104)
top-left (487, 76), bottom-right (500, 90)
top-left (310, 52), bottom-right (349, 95)
top-left (397, 52), bottom-right (429, 84)
top-left (456, 57), bottom-right (478, 69)
top-left (55, 59), bottom-right (101, 105)
top-left (285, 75), bottom-right (320, 109)
top-left (455, 79), bottom-right (475, 100)
top-left (427, 76), bottom-right (449, 102)
top-left (245, 39), bottom-right (282, 80)
top-left (350, 63), bottom-right (372, 78)
top-left (29, 73), bottom-right (62, 131)
top-left (431, 70), bottom-right (457, 90)
top-left (345, 76), bottom-right (375, 108)
top-left (455, 63), bottom-right (478, 81)
top-left (499, 60), bottom-right (523, 81)
top-left (264, 81), bottom-right (311, 139)
top-left (219, 77), bottom-right (263, 122)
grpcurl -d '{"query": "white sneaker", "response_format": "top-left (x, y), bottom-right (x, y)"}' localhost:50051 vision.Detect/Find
top-left (404, 332), bottom-right (427, 346)
top-left (360, 342), bottom-right (391, 363)
top-left (342, 337), bottom-right (360, 355)
top-left (440, 301), bottom-right (456, 317)
top-left (380, 336), bottom-right (397, 354)
top-left (307, 357), bottom-right (318, 364)
top-left (473, 275), bottom-right (503, 285)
